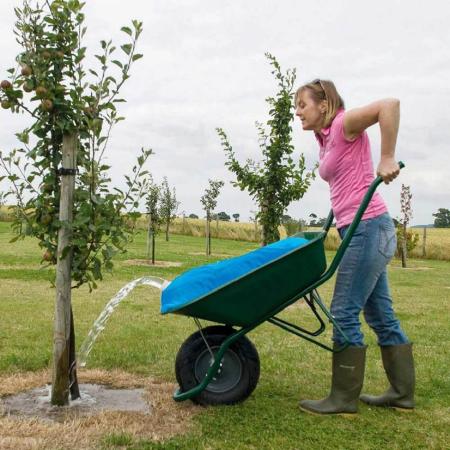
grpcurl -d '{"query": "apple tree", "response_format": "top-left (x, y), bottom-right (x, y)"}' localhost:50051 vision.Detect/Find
top-left (159, 176), bottom-right (179, 242)
top-left (217, 53), bottom-right (315, 245)
top-left (145, 178), bottom-right (162, 264)
top-left (200, 179), bottom-right (224, 255)
top-left (0, 0), bottom-right (150, 405)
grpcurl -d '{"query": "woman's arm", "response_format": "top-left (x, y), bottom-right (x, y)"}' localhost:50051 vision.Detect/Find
top-left (343, 98), bottom-right (400, 184)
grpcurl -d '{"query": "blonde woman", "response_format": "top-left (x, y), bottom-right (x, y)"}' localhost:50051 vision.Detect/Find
top-left (295, 79), bottom-right (415, 415)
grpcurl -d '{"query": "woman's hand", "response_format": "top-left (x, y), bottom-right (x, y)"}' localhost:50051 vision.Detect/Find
top-left (377, 158), bottom-right (400, 184)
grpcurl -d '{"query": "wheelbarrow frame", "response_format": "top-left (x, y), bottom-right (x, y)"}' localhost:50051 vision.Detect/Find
top-left (172, 165), bottom-right (403, 402)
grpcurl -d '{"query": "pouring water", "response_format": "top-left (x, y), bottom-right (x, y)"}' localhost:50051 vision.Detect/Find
top-left (78, 276), bottom-right (170, 367)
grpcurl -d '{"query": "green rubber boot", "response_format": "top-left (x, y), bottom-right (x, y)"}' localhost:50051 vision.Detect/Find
top-left (299, 345), bottom-right (366, 416)
top-left (360, 343), bottom-right (415, 411)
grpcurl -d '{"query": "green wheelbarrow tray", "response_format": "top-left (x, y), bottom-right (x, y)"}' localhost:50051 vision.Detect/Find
top-left (171, 162), bottom-right (404, 403)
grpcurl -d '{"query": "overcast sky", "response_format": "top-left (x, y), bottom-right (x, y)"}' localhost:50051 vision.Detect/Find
top-left (1, 0), bottom-right (449, 225)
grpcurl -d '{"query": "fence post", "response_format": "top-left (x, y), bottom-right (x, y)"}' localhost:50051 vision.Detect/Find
top-left (422, 227), bottom-right (427, 258)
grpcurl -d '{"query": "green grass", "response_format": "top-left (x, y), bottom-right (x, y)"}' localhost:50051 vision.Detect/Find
top-left (0, 221), bottom-right (449, 449)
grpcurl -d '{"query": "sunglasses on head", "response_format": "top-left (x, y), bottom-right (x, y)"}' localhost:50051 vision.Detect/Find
top-left (311, 79), bottom-right (327, 99)
top-left (312, 78), bottom-right (324, 89)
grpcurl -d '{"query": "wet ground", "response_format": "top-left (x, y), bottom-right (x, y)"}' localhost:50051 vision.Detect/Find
top-left (1, 384), bottom-right (149, 423)
top-left (0, 370), bottom-right (199, 449)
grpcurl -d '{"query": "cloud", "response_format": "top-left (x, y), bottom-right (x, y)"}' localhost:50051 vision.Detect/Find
top-left (1, 0), bottom-right (449, 225)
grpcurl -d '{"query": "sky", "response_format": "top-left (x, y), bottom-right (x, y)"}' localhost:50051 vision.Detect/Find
top-left (1, 0), bottom-right (449, 225)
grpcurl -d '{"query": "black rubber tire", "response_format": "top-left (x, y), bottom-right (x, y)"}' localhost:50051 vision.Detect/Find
top-left (175, 325), bottom-right (260, 406)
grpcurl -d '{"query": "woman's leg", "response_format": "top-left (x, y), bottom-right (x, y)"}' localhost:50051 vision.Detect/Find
top-left (358, 214), bottom-right (414, 410)
top-left (331, 216), bottom-right (389, 346)
top-left (363, 270), bottom-right (409, 346)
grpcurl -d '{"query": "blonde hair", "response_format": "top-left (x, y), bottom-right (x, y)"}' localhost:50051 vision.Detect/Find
top-left (294, 79), bottom-right (345, 128)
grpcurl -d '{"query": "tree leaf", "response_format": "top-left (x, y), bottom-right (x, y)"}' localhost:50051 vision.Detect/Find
top-left (121, 44), bottom-right (132, 55)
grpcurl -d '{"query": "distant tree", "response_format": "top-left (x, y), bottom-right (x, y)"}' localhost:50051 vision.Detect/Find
top-left (397, 184), bottom-right (413, 268)
top-left (188, 213), bottom-right (199, 219)
top-left (218, 53), bottom-right (315, 246)
top-left (308, 213), bottom-right (327, 227)
top-left (232, 213), bottom-right (240, 222)
top-left (200, 179), bottom-right (224, 255)
top-left (281, 214), bottom-right (299, 236)
top-left (159, 177), bottom-right (179, 241)
top-left (249, 210), bottom-right (260, 243)
top-left (217, 211), bottom-right (231, 221)
top-left (0, 192), bottom-right (6, 222)
top-left (309, 213), bottom-right (318, 226)
top-left (432, 208), bottom-right (450, 228)
top-left (315, 217), bottom-right (327, 228)
top-left (145, 180), bottom-right (162, 264)
top-left (298, 218), bottom-right (307, 231)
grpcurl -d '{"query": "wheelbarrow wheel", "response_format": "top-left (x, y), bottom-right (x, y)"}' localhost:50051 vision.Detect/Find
top-left (175, 325), bottom-right (260, 406)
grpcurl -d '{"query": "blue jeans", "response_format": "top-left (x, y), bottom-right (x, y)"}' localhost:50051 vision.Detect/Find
top-left (331, 212), bottom-right (409, 347)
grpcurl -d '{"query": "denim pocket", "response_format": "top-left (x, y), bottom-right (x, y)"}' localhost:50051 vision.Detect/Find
top-left (378, 216), bottom-right (396, 259)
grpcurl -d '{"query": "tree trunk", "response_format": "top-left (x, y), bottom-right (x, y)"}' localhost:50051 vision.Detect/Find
top-left (262, 223), bottom-right (280, 246)
top-left (69, 306), bottom-right (80, 400)
top-left (401, 223), bottom-right (407, 268)
top-left (147, 218), bottom-right (151, 260)
top-left (165, 220), bottom-right (169, 241)
top-left (208, 220), bottom-right (212, 255)
top-left (422, 227), bottom-right (427, 258)
top-left (152, 233), bottom-right (155, 264)
top-left (205, 215), bottom-right (211, 256)
top-left (51, 133), bottom-right (77, 406)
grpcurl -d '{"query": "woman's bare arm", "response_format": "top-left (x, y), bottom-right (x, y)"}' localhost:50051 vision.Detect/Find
top-left (343, 98), bottom-right (400, 183)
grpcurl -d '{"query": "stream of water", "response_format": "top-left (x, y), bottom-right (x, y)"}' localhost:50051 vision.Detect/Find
top-left (78, 276), bottom-right (170, 367)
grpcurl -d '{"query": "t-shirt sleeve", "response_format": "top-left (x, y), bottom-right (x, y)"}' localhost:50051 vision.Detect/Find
top-left (332, 112), bottom-right (360, 145)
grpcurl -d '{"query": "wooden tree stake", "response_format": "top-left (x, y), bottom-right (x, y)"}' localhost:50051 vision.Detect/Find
top-left (51, 133), bottom-right (77, 406)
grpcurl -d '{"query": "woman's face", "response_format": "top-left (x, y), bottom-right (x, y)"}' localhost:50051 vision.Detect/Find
top-left (295, 89), bottom-right (326, 132)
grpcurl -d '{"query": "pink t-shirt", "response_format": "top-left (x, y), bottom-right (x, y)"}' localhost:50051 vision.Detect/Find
top-left (315, 109), bottom-right (387, 229)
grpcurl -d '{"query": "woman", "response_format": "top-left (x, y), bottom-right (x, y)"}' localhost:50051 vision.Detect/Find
top-left (295, 79), bottom-right (415, 415)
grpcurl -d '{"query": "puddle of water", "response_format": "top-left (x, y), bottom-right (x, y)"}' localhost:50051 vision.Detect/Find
top-left (1, 384), bottom-right (149, 422)
top-left (78, 276), bottom-right (170, 367)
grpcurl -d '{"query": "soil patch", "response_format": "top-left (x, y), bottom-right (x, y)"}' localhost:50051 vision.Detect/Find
top-left (2, 384), bottom-right (149, 422)
top-left (0, 369), bottom-right (200, 450)
top-left (123, 259), bottom-right (182, 267)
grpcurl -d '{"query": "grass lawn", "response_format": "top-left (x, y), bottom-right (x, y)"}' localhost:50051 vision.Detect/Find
top-left (0, 221), bottom-right (449, 449)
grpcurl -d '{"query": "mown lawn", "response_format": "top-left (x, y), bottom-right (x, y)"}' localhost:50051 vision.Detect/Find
top-left (0, 221), bottom-right (448, 449)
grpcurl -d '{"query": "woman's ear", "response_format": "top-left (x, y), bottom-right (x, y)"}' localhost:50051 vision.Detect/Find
top-left (320, 100), bottom-right (327, 114)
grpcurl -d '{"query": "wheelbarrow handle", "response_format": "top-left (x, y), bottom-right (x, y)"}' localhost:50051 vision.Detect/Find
top-left (321, 160), bottom-right (405, 278)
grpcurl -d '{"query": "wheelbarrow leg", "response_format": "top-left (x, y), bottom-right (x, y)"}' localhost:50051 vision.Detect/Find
top-left (310, 290), bottom-right (351, 352)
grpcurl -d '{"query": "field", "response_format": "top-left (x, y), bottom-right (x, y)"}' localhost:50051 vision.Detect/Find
top-left (0, 221), bottom-right (449, 449)
top-left (2, 205), bottom-right (449, 260)
top-left (147, 216), bottom-right (450, 261)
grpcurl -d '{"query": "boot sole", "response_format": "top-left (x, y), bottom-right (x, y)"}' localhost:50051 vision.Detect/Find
top-left (392, 406), bottom-right (414, 413)
top-left (299, 405), bottom-right (358, 418)
top-left (361, 403), bottom-right (415, 413)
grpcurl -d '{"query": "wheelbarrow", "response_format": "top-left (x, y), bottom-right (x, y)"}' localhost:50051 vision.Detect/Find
top-left (161, 163), bottom-right (404, 406)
